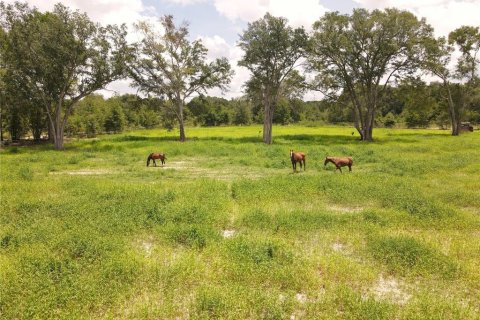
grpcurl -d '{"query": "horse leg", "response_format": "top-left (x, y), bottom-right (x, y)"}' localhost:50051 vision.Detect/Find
top-left (153, 159), bottom-right (156, 167)
top-left (348, 165), bottom-right (352, 172)
top-left (338, 166), bottom-right (342, 173)
top-left (303, 159), bottom-right (306, 171)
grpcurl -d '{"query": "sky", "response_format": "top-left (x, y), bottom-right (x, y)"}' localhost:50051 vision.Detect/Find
top-left (4, 0), bottom-right (480, 100)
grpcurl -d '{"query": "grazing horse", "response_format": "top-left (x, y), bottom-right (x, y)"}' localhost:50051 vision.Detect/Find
top-left (290, 150), bottom-right (306, 172)
top-left (324, 156), bottom-right (353, 173)
top-left (147, 153), bottom-right (166, 167)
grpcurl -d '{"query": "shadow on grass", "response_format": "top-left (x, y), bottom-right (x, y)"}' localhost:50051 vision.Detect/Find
top-left (109, 133), bottom-right (345, 145)
top-left (7, 130), bottom-right (450, 153)
top-left (274, 134), bottom-right (358, 145)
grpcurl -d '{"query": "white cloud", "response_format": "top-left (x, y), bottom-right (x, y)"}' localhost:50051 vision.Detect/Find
top-left (213, 0), bottom-right (329, 29)
top-left (353, 0), bottom-right (480, 37)
top-left (198, 35), bottom-right (249, 99)
top-left (163, 0), bottom-right (207, 5)
top-left (100, 79), bottom-right (139, 98)
top-left (2, 0), bottom-right (154, 27)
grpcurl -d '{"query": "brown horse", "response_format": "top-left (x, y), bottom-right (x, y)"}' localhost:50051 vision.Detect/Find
top-left (147, 153), bottom-right (166, 167)
top-left (324, 156), bottom-right (353, 173)
top-left (290, 150), bottom-right (306, 172)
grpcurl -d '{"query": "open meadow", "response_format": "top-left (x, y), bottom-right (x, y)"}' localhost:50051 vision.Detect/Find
top-left (1, 125), bottom-right (480, 319)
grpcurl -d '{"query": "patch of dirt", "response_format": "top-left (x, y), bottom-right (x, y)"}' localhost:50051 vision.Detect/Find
top-left (141, 240), bottom-right (153, 257)
top-left (133, 237), bottom-right (154, 258)
top-left (163, 159), bottom-right (268, 180)
top-left (222, 229), bottom-right (236, 238)
top-left (327, 205), bottom-right (364, 213)
top-left (50, 169), bottom-right (113, 175)
top-left (463, 207), bottom-right (480, 215)
top-left (332, 242), bottom-right (346, 253)
top-left (295, 293), bottom-right (308, 304)
top-left (372, 275), bottom-right (411, 305)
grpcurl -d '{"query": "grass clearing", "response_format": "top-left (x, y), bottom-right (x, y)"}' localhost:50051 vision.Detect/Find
top-left (1, 125), bottom-right (479, 319)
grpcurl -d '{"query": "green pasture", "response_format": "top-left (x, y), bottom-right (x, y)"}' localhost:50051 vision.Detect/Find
top-left (1, 125), bottom-right (479, 319)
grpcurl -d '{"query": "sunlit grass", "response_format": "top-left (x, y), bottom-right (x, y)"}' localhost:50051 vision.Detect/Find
top-left (1, 125), bottom-right (479, 319)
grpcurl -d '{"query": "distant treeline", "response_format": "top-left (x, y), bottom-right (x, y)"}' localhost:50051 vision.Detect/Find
top-left (4, 76), bottom-right (479, 141)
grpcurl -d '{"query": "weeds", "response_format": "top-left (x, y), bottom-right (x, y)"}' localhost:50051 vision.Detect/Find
top-left (0, 126), bottom-right (479, 318)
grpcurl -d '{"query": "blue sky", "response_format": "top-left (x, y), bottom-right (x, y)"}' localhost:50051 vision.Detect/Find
top-left (142, 0), bottom-right (360, 43)
top-left (145, 0), bottom-right (244, 41)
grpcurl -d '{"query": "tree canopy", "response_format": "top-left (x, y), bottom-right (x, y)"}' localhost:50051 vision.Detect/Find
top-left (128, 15), bottom-right (233, 141)
top-left (0, 1), bottom-right (129, 149)
top-left (307, 8), bottom-right (433, 141)
top-left (238, 13), bottom-right (308, 144)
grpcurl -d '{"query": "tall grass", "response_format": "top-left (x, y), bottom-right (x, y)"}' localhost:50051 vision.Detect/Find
top-left (1, 125), bottom-right (479, 319)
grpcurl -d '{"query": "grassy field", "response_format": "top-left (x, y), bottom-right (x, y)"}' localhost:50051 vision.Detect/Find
top-left (1, 125), bottom-right (479, 319)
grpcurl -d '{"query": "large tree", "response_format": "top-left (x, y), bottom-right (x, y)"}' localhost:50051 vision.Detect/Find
top-left (307, 8), bottom-right (433, 141)
top-left (0, 25), bottom-right (6, 141)
top-left (423, 26), bottom-right (479, 135)
top-left (0, 2), bottom-right (129, 149)
top-left (238, 13), bottom-right (308, 144)
top-left (128, 15), bottom-right (233, 142)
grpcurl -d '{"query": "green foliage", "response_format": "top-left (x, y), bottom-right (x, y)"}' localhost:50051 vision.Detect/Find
top-left (0, 2), bottom-right (129, 149)
top-left (85, 115), bottom-right (100, 138)
top-left (448, 26), bottom-right (480, 82)
top-left (368, 235), bottom-right (459, 278)
top-left (308, 8), bottom-right (434, 141)
top-left (381, 112), bottom-right (397, 128)
top-left (239, 13), bottom-right (308, 143)
top-left (104, 103), bottom-right (126, 133)
top-left (187, 96), bottom-right (231, 127)
top-left (398, 78), bottom-right (438, 128)
top-left (128, 15), bottom-right (233, 141)
top-left (232, 99), bottom-right (252, 126)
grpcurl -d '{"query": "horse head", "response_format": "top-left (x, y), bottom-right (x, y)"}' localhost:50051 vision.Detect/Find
top-left (324, 157), bottom-right (331, 166)
top-left (146, 154), bottom-right (152, 167)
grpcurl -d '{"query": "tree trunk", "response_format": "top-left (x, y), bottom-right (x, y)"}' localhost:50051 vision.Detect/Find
top-left (445, 81), bottom-right (459, 136)
top-left (0, 107), bottom-right (3, 142)
top-left (177, 100), bottom-right (186, 142)
top-left (179, 121), bottom-right (186, 142)
top-left (52, 121), bottom-right (65, 150)
top-left (353, 107), bottom-right (363, 140)
top-left (54, 130), bottom-right (64, 150)
top-left (47, 119), bottom-right (54, 142)
top-left (357, 111), bottom-right (374, 142)
top-left (362, 125), bottom-right (373, 141)
top-left (263, 101), bottom-right (274, 144)
top-left (52, 109), bottom-right (65, 150)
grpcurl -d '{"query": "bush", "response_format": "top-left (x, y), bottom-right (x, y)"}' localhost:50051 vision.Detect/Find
top-left (104, 104), bottom-right (126, 133)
